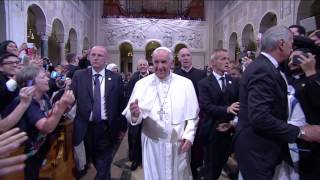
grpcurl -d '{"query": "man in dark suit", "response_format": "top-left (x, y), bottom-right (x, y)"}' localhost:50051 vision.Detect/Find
top-left (199, 49), bottom-right (239, 180)
top-left (174, 47), bottom-right (206, 179)
top-left (234, 25), bottom-right (320, 180)
top-left (174, 47), bottom-right (206, 96)
top-left (72, 46), bottom-right (124, 180)
top-left (125, 59), bottom-right (151, 171)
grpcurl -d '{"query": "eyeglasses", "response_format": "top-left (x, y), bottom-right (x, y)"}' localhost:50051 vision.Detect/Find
top-left (1, 60), bottom-right (20, 65)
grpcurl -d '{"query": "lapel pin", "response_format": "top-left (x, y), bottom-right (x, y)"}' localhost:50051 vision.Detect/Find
top-left (108, 77), bottom-right (112, 80)
top-left (228, 81), bottom-right (232, 84)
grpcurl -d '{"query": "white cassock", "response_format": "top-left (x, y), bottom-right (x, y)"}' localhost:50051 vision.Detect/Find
top-left (122, 73), bottom-right (199, 180)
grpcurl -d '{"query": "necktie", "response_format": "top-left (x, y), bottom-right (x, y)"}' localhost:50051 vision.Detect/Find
top-left (220, 76), bottom-right (226, 92)
top-left (92, 74), bottom-right (101, 122)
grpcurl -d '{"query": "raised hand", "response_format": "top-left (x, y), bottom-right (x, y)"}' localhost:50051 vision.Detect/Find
top-left (19, 87), bottom-right (35, 105)
top-left (129, 99), bottom-right (140, 118)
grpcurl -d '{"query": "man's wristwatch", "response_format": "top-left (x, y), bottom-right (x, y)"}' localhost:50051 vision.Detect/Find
top-left (298, 128), bottom-right (306, 139)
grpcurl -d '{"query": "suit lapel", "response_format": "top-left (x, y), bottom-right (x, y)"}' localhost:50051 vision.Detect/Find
top-left (209, 74), bottom-right (223, 93)
top-left (105, 69), bottom-right (113, 98)
top-left (87, 68), bottom-right (93, 101)
top-left (260, 55), bottom-right (287, 92)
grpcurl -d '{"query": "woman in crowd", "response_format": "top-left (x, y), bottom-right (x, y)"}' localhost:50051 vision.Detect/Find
top-left (2, 65), bottom-right (75, 179)
top-left (0, 40), bottom-right (26, 56)
top-left (106, 63), bottom-right (119, 73)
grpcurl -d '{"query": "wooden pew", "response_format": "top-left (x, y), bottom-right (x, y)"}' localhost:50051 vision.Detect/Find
top-left (1, 116), bottom-right (75, 180)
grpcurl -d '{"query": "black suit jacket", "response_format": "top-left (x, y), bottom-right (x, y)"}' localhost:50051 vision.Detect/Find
top-left (198, 74), bottom-right (239, 141)
top-left (0, 72), bottom-right (19, 112)
top-left (71, 68), bottom-right (124, 146)
top-left (235, 54), bottom-right (300, 176)
top-left (175, 67), bottom-right (206, 96)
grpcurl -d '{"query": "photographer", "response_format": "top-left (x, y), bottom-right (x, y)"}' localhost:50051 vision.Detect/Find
top-left (47, 65), bottom-right (69, 98)
top-left (286, 37), bottom-right (320, 179)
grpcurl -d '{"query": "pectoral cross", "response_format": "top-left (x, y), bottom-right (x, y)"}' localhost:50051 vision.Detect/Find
top-left (157, 106), bottom-right (166, 121)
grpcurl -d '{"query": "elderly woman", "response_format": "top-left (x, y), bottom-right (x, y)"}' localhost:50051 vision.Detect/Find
top-left (106, 63), bottom-right (119, 73)
top-left (2, 65), bottom-right (74, 179)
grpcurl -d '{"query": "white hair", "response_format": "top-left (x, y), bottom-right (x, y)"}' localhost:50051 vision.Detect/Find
top-left (152, 47), bottom-right (174, 61)
top-left (106, 63), bottom-right (117, 70)
top-left (261, 25), bottom-right (292, 52)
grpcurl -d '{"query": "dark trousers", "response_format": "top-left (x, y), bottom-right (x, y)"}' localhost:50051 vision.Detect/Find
top-left (204, 132), bottom-right (232, 180)
top-left (298, 142), bottom-right (320, 180)
top-left (84, 121), bottom-right (114, 180)
top-left (191, 113), bottom-right (204, 179)
top-left (128, 123), bottom-right (142, 164)
top-left (25, 139), bottom-right (51, 180)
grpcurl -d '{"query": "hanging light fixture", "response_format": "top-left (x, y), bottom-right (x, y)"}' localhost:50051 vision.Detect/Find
top-left (127, 51), bottom-right (133, 57)
top-left (27, 28), bottom-right (35, 40)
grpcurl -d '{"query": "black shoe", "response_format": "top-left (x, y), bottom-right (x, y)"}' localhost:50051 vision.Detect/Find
top-left (130, 162), bottom-right (140, 171)
top-left (75, 169), bottom-right (87, 180)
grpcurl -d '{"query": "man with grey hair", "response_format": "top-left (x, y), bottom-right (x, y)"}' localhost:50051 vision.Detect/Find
top-left (122, 47), bottom-right (199, 180)
top-left (234, 25), bottom-right (320, 180)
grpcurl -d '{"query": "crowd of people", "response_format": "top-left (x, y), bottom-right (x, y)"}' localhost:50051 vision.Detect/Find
top-left (0, 24), bottom-right (320, 180)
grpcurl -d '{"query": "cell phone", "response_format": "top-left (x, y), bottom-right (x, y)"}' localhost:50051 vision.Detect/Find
top-left (25, 80), bottom-right (33, 87)
top-left (291, 55), bottom-right (302, 66)
top-left (60, 75), bottom-right (66, 81)
top-left (50, 71), bottom-right (59, 79)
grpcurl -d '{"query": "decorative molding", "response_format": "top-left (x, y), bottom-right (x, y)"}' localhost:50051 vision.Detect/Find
top-left (101, 18), bottom-right (207, 50)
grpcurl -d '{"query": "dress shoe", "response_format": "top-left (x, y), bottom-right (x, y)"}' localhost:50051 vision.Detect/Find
top-left (75, 169), bottom-right (87, 180)
top-left (130, 162), bottom-right (140, 171)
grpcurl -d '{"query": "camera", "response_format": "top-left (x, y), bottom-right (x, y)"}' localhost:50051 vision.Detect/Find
top-left (291, 53), bottom-right (308, 66)
top-left (25, 80), bottom-right (34, 87)
top-left (50, 71), bottom-right (66, 81)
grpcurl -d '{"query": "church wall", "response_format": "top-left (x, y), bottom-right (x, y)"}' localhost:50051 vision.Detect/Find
top-left (212, 0), bottom-right (302, 55)
top-left (3, 0), bottom-right (92, 55)
top-left (97, 18), bottom-right (209, 72)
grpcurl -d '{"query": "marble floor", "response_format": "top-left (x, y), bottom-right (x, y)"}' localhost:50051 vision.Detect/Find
top-left (81, 132), bottom-right (232, 180)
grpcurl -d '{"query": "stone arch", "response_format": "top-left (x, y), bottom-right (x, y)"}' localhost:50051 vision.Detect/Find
top-left (83, 37), bottom-right (90, 50)
top-left (0, 0), bottom-right (6, 42)
top-left (65, 28), bottom-right (78, 54)
top-left (259, 12), bottom-right (277, 33)
top-left (241, 24), bottom-right (256, 51)
top-left (48, 18), bottom-right (65, 65)
top-left (119, 42), bottom-right (133, 73)
top-left (228, 32), bottom-right (239, 62)
top-left (145, 40), bottom-right (161, 63)
top-left (297, 0), bottom-right (320, 33)
top-left (27, 4), bottom-right (46, 53)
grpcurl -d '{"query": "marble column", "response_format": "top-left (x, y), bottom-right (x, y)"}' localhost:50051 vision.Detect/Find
top-left (40, 35), bottom-right (49, 58)
top-left (58, 42), bottom-right (66, 65)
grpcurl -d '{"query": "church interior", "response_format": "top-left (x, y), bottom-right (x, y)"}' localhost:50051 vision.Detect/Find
top-left (1, 0), bottom-right (320, 179)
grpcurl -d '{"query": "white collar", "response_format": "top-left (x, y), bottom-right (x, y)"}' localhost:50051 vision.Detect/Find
top-left (155, 72), bottom-right (172, 83)
top-left (181, 66), bottom-right (193, 72)
top-left (92, 68), bottom-right (105, 77)
top-left (212, 70), bottom-right (225, 80)
top-left (261, 52), bottom-right (279, 69)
